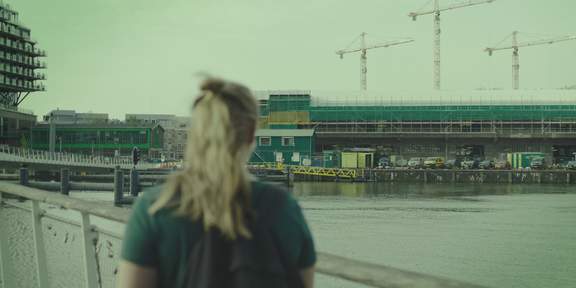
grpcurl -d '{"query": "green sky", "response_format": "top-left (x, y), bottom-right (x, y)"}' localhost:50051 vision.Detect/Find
top-left (12, 0), bottom-right (576, 118)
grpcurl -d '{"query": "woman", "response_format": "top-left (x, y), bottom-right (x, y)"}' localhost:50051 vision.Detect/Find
top-left (117, 78), bottom-right (316, 288)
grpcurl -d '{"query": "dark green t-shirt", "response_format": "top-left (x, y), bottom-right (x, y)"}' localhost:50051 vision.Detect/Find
top-left (121, 181), bottom-right (316, 288)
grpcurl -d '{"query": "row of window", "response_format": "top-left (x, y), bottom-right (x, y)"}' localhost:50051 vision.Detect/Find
top-left (0, 8), bottom-right (18, 23)
top-left (0, 63), bottom-right (39, 78)
top-left (31, 130), bottom-right (150, 145)
top-left (0, 51), bottom-right (42, 67)
top-left (0, 36), bottom-right (35, 52)
top-left (0, 74), bottom-right (41, 89)
top-left (0, 22), bottom-right (30, 39)
top-left (258, 136), bottom-right (295, 147)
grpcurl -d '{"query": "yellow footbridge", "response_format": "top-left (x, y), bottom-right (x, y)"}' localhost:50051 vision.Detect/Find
top-left (248, 162), bottom-right (357, 179)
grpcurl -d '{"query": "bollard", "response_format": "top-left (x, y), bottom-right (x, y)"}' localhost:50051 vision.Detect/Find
top-left (286, 168), bottom-right (294, 187)
top-left (19, 167), bottom-right (29, 186)
top-left (114, 167), bottom-right (124, 206)
top-left (60, 169), bottom-right (70, 195)
top-left (130, 169), bottom-right (140, 197)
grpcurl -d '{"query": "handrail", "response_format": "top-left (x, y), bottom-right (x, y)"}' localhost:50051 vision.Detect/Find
top-left (0, 182), bottom-right (489, 288)
top-left (0, 145), bottom-right (156, 170)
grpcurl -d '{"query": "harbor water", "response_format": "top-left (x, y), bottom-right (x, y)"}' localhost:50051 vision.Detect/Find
top-left (1, 182), bottom-right (575, 288)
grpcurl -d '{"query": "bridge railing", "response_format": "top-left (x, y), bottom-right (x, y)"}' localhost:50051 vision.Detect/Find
top-left (0, 145), bottom-right (142, 169)
top-left (0, 182), bottom-right (488, 288)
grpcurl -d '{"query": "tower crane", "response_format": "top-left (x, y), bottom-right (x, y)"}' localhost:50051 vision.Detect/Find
top-left (485, 31), bottom-right (576, 89)
top-left (408, 0), bottom-right (496, 90)
top-left (336, 32), bottom-right (414, 91)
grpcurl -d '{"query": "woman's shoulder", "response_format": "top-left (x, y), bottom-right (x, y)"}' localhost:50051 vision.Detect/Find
top-left (251, 181), bottom-right (302, 220)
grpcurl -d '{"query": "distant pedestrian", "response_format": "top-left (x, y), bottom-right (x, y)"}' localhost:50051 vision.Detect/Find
top-left (117, 78), bottom-right (316, 288)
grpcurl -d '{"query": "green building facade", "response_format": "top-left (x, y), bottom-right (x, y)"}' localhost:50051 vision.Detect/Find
top-left (30, 123), bottom-right (164, 158)
top-left (251, 129), bottom-right (315, 165)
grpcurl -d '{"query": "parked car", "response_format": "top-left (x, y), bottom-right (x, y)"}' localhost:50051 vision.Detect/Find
top-left (530, 157), bottom-right (545, 169)
top-left (424, 157), bottom-right (444, 169)
top-left (444, 159), bottom-right (461, 169)
top-left (565, 160), bottom-right (576, 170)
top-left (408, 157), bottom-right (424, 169)
top-left (461, 159), bottom-right (479, 169)
top-left (478, 160), bottom-right (494, 170)
top-left (395, 159), bottom-right (409, 168)
top-left (377, 157), bottom-right (390, 168)
top-left (494, 160), bottom-right (509, 170)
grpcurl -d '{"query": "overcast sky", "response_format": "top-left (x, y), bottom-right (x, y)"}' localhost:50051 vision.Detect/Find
top-left (13, 0), bottom-right (576, 118)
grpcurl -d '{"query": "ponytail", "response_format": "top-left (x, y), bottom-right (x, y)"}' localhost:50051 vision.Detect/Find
top-left (149, 78), bottom-right (258, 240)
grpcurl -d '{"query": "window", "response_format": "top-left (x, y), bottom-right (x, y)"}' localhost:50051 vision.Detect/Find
top-left (259, 136), bottom-right (271, 146)
top-left (282, 137), bottom-right (294, 146)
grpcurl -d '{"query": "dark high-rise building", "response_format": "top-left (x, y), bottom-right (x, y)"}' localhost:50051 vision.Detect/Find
top-left (0, 1), bottom-right (45, 107)
top-left (0, 2), bottom-right (44, 146)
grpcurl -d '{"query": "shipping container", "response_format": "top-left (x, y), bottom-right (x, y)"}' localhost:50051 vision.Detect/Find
top-left (507, 152), bottom-right (546, 169)
top-left (341, 152), bottom-right (374, 168)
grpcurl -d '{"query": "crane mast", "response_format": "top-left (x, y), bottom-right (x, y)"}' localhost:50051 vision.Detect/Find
top-left (485, 32), bottom-right (576, 89)
top-left (360, 33), bottom-right (367, 91)
top-left (409, 0), bottom-right (495, 90)
top-left (336, 33), bottom-right (414, 91)
top-left (512, 31), bottom-right (519, 89)
top-left (433, 0), bottom-right (441, 91)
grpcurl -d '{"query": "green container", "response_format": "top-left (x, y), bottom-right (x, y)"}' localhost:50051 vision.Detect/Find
top-left (508, 152), bottom-right (546, 168)
top-left (322, 150), bottom-right (340, 168)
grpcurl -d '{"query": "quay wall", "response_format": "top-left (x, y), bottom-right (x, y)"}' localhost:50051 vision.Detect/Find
top-left (294, 169), bottom-right (576, 185)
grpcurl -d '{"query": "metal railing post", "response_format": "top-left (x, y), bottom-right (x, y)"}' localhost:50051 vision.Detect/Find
top-left (80, 212), bottom-right (99, 288)
top-left (0, 192), bottom-right (14, 288)
top-left (114, 167), bottom-right (124, 206)
top-left (19, 167), bottom-right (29, 186)
top-left (60, 169), bottom-right (70, 196)
top-left (31, 200), bottom-right (49, 288)
top-left (130, 169), bottom-right (140, 197)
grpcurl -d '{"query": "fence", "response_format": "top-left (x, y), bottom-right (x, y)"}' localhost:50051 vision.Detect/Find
top-left (0, 182), bottom-right (488, 288)
top-left (0, 145), bottom-right (154, 170)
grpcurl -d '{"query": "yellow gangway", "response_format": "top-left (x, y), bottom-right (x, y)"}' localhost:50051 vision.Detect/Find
top-left (287, 165), bottom-right (357, 179)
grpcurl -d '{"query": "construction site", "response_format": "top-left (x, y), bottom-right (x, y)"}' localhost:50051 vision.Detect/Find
top-left (255, 89), bottom-right (576, 167)
top-left (250, 0), bottom-right (576, 169)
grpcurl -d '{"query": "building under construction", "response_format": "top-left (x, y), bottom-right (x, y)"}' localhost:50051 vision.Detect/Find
top-left (0, 1), bottom-right (45, 146)
top-left (256, 90), bottom-right (576, 164)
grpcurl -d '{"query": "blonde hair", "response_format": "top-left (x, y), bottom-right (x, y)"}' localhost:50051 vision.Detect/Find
top-left (149, 78), bottom-right (259, 240)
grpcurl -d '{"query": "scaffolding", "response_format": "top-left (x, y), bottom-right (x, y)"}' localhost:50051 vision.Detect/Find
top-left (257, 90), bottom-right (576, 136)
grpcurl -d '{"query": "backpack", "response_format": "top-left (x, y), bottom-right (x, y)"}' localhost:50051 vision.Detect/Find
top-left (185, 184), bottom-right (305, 288)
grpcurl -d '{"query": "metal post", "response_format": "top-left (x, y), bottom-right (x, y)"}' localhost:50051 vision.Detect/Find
top-left (49, 113), bottom-right (55, 153)
top-left (60, 169), bottom-right (70, 196)
top-left (19, 167), bottom-right (29, 186)
top-left (286, 167), bottom-right (294, 187)
top-left (80, 212), bottom-right (99, 288)
top-left (114, 167), bottom-right (124, 206)
top-left (0, 192), bottom-right (15, 288)
top-left (129, 169), bottom-right (140, 197)
top-left (433, 0), bottom-right (441, 90)
top-left (31, 200), bottom-right (49, 288)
